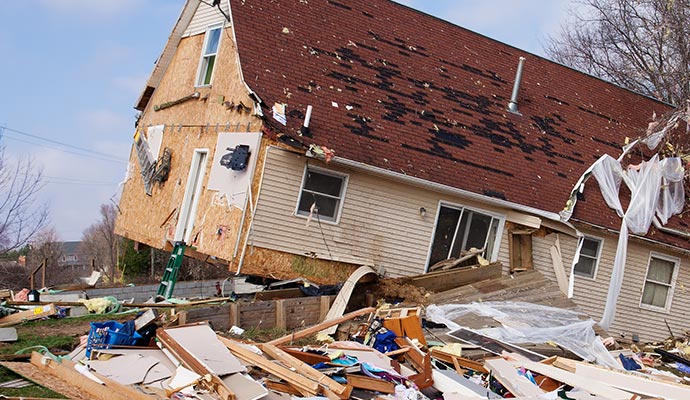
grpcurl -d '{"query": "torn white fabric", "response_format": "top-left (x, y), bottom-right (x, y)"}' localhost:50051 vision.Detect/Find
top-left (657, 157), bottom-right (685, 224)
top-left (591, 155), bottom-right (624, 217)
top-left (426, 302), bottom-right (620, 369)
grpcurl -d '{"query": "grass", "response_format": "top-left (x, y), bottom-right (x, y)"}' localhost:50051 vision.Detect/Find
top-left (240, 326), bottom-right (319, 346)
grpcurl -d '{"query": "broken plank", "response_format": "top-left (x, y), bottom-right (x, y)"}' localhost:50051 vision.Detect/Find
top-left (405, 263), bottom-right (502, 293)
top-left (268, 307), bottom-right (375, 345)
top-left (218, 336), bottom-right (319, 396)
top-left (505, 357), bottom-right (638, 400)
top-left (0, 304), bottom-right (57, 327)
top-left (429, 348), bottom-right (488, 373)
top-left (574, 361), bottom-right (690, 400)
top-left (281, 347), bottom-right (331, 364)
top-left (28, 352), bottom-right (154, 400)
top-left (261, 343), bottom-right (348, 396)
top-left (0, 361), bottom-right (93, 400)
top-left (345, 374), bottom-right (395, 394)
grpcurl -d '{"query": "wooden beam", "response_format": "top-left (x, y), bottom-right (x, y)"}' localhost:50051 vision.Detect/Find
top-left (429, 348), bottom-right (488, 374)
top-left (484, 358), bottom-right (545, 398)
top-left (345, 374), bottom-right (395, 394)
top-left (261, 343), bottom-right (348, 397)
top-left (0, 304), bottom-right (57, 327)
top-left (281, 347), bottom-right (330, 364)
top-left (218, 336), bottom-right (319, 396)
top-left (267, 307), bottom-right (375, 346)
top-left (402, 263), bottom-right (502, 293)
top-left (29, 352), bottom-right (154, 400)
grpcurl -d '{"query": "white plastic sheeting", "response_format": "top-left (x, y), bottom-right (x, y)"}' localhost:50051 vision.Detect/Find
top-left (592, 154), bottom-right (684, 330)
top-left (426, 302), bottom-right (620, 369)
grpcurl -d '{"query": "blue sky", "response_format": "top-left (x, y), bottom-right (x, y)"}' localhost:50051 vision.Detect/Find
top-left (0, 0), bottom-right (573, 241)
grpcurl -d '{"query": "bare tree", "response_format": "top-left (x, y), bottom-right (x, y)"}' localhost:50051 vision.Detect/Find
top-left (25, 228), bottom-right (71, 287)
top-left (81, 204), bottom-right (121, 283)
top-left (0, 139), bottom-right (49, 256)
top-left (546, 0), bottom-right (690, 105)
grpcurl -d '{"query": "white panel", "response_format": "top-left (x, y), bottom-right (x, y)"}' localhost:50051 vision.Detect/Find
top-left (146, 125), bottom-right (164, 161)
top-left (207, 132), bottom-right (262, 209)
top-left (184, 1), bottom-right (229, 37)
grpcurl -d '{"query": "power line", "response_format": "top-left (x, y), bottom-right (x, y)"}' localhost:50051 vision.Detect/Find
top-left (1, 125), bottom-right (129, 164)
top-left (2, 133), bottom-right (128, 164)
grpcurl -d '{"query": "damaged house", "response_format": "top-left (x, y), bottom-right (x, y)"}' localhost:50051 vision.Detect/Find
top-left (115, 0), bottom-right (690, 342)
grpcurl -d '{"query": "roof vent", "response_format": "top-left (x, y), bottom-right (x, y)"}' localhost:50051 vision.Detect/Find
top-left (507, 57), bottom-right (526, 115)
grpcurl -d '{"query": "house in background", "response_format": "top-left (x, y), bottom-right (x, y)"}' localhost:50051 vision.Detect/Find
top-left (58, 241), bottom-right (90, 275)
top-left (115, 0), bottom-right (689, 341)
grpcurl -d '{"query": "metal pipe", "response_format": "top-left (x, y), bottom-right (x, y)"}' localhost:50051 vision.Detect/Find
top-left (507, 57), bottom-right (526, 114)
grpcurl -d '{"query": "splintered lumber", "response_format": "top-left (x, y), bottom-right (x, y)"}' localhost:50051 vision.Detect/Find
top-left (505, 357), bottom-right (638, 400)
top-left (0, 304), bottom-right (57, 327)
top-left (571, 359), bottom-right (690, 400)
top-left (345, 374), bottom-right (395, 394)
top-left (268, 307), bottom-right (376, 345)
top-left (218, 336), bottom-right (319, 396)
top-left (429, 348), bottom-right (488, 374)
top-left (282, 347), bottom-right (331, 364)
top-left (29, 352), bottom-right (154, 400)
top-left (405, 262), bottom-right (502, 293)
top-left (321, 266), bottom-right (378, 335)
top-left (394, 337), bottom-right (433, 389)
top-left (484, 358), bottom-right (545, 398)
top-left (156, 327), bottom-right (237, 400)
top-left (261, 343), bottom-right (348, 397)
top-left (0, 360), bottom-right (93, 400)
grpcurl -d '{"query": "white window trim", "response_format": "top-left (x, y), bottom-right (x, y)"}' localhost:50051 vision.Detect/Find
top-left (424, 201), bottom-right (505, 271)
top-left (639, 252), bottom-right (680, 313)
top-left (294, 165), bottom-right (348, 225)
top-left (175, 149), bottom-right (209, 243)
top-left (573, 235), bottom-right (603, 280)
top-left (195, 24), bottom-right (223, 87)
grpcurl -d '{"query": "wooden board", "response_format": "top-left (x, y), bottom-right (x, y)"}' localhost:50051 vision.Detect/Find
top-left (0, 304), bottom-right (56, 327)
top-left (321, 266), bottom-right (377, 335)
top-left (0, 360), bottom-right (93, 400)
top-left (574, 361), bottom-right (690, 400)
top-left (345, 374), bottom-right (395, 394)
top-left (403, 263), bottom-right (502, 293)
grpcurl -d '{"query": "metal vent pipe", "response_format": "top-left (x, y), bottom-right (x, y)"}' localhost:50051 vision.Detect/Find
top-left (508, 57), bottom-right (526, 114)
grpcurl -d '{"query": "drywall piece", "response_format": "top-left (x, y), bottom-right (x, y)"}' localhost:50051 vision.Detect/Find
top-left (431, 369), bottom-right (498, 399)
top-left (484, 358), bottom-right (545, 397)
top-left (87, 354), bottom-right (160, 385)
top-left (0, 327), bottom-right (18, 342)
top-left (222, 373), bottom-right (269, 400)
top-left (162, 324), bottom-right (245, 375)
top-left (321, 266), bottom-right (377, 335)
top-left (505, 357), bottom-right (637, 400)
top-left (575, 361), bottom-right (690, 400)
top-left (167, 365), bottom-right (201, 393)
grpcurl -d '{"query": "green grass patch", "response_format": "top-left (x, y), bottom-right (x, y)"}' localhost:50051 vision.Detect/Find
top-left (0, 333), bottom-right (76, 356)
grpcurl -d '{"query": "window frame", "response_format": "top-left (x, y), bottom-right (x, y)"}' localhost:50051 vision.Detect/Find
top-left (294, 166), bottom-right (348, 225)
top-left (425, 201), bottom-right (505, 271)
top-left (639, 252), bottom-right (680, 313)
top-left (195, 24), bottom-right (223, 87)
top-left (573, 236), bottom-right (603, 280)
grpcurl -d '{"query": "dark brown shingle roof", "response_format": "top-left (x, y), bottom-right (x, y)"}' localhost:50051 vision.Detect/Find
top-left (230, 0), bottom-right (676, 235)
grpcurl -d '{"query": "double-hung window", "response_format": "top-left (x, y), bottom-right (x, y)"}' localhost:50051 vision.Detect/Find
top-left (196, 25), bottom-right (222, 86)
top-left (640, 253), bottom-right (679, 311)
top-left (428, 204), bottom-right (502, 268)
top-left (573, 237), bottom-right (602, 279)
top-left (296, 168), bottom-right (348, 223)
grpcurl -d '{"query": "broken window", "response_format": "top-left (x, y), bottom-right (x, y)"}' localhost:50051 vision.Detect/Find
top-left (428, 204), bottom-right (501, 268)
top-left (573, 237), bottom-right (602, 279)
top-left (196, 25), bottom-right (222, 86)
top-left (296, 168), bottom-right (347, 223)
top-left (640, 254), bottom-right (678, 310)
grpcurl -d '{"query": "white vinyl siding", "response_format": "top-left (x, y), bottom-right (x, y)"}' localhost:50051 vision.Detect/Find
top-left (183, 1), bottom-right (228, 37)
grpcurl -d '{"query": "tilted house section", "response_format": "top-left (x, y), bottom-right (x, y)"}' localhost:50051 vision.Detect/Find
top-left (116, 0), bottom-right (690, 341)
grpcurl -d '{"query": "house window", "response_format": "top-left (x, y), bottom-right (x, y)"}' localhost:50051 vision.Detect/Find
top-left (641, 254), bottom-right (679, 310)
top-left (196, 25), bottom-right (222, 86)
top-left (428, 204), bottom-right (502, 268)
top-left (573, 237), bottom-right (602, 279)
top-left (296, 168), bottom-right (347, 223)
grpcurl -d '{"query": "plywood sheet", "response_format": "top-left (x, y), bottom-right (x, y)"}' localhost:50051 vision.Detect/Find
top-left (163, 324), bottom-right (245, 375)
